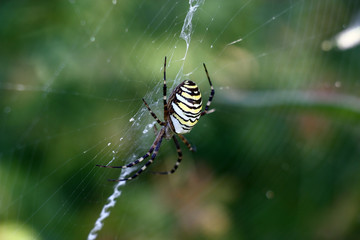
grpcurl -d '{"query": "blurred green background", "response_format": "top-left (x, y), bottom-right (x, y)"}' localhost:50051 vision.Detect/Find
top-left (1, 0), bottom-right (360, 239)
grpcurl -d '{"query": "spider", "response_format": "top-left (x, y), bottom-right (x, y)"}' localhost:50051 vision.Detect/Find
top-left (96, 57), bottom-right (215, 181)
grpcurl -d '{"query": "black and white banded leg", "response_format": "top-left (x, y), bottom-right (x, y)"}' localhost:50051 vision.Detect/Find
top-left (201, 63), bottom-right (215, 116)
top-left (163, 56), bottom-right (169, 121)
top-left (97, 57), bottom-right (215, 182)
top-left (96, 129), bottom-right (164, 172)
top-left (178, 134), bottom-right (196, 152)
top-left (142, 98), bottom-right (165, 126)
top-left (109, 132), bottom-right (165, 181)
top-left (152, 135), bottom-right (183, 175)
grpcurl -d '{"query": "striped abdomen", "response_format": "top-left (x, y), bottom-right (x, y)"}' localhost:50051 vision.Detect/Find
top-left (168, 80), bottom-right (202, 134)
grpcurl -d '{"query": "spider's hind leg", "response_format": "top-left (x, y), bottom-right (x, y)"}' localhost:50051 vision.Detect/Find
top-left (152, 135), bottom-right (183, 175)
top-left (178, 134), bottom-right (196, 152)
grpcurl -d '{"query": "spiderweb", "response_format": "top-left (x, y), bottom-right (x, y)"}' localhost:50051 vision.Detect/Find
top-left (1, 0), bottom-right (360, 239)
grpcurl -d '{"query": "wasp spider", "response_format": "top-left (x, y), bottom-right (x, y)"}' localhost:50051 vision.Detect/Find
top-left (96, 57), bottom-right (215, 181)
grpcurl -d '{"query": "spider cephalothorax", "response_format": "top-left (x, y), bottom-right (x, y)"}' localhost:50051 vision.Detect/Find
top-left (97, 57), bottom-right (215, 181)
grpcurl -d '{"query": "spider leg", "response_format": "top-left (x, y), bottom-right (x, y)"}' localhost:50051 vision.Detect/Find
top-left (201, 63), bottom-right (215, 116)
top-left (142, 98), bottom-right (165, 126)
top-left (96, 147), bottom-right (154, 169)
top-left (152, 135), bottom-right (183, 175)
top-left (153, 124), bottom-right (158, 135)
top-left (178, 134), bottom-right (196, 152)
top-left (108, 131), bottom-right (165, 181)
top-left (163, 56), bottom-right (169, 121)
top-left (96, 129), bottom-right (164, 169)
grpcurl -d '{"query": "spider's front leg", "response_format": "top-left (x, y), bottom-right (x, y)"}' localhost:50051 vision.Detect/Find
top-left (163, 56), bottom-right (169, 121)
top-left (142, 98), bottom-right (165, 126)
top-left (201, 63), bottom-right (215, 117)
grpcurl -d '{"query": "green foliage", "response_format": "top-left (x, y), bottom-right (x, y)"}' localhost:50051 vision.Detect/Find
top-left (1, 0), bottom-right (360, 239)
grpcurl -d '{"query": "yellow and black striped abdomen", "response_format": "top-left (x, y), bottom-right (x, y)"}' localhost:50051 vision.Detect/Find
top-left (168, 80), bottom-right (202, 134)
